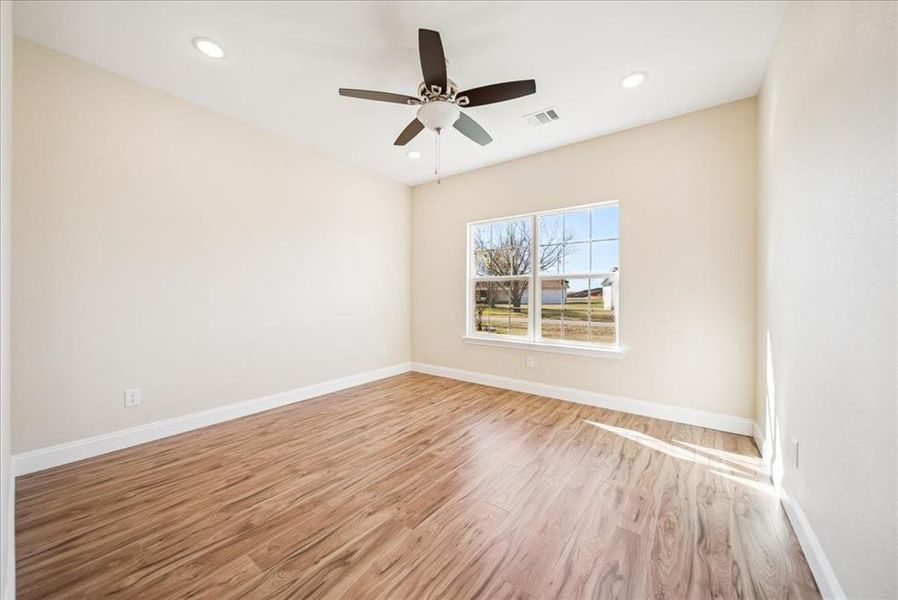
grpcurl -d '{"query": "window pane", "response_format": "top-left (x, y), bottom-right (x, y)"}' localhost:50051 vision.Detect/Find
top-left (491, 218), bottom-right (532, 249)
top-left (539, 213), bottom-right (563, 245)
top-left (541, 277), bottom-right (615, 346)
top-left (590, 240), bottom-right (619, 272)
top-left (472, 223), bottom-right (493, 250)
top-left (564, 242), bottom-right (590, 273)
top-left (476, 247), bottom-right (532, 276)
top-left (474, 281), bottom-right (529, 337)
top-left (474, 250), bottom-right (491, 276)
top-left (539, 244), bottom-right (563, 274)
top-left (487, 283), bottom-right (511, 335)
top-left (540, 278), bottom-right (564, 340)
top-left (473, 281), bottom-right (489, 332)
top-left (564, 210), bottom-right (589, 242)
top-left (495, 280), bottom-right (529, 336)
top-left (563, 278), bottom-right (590, 342)
top-left (589, 275), bottom-right (617, 345)
top-left (591, 204), bottom-right (619, 240)
top-left (470, 218), bottom-right (532, 276)
top-left (502, 246), bottom-right (531, 276)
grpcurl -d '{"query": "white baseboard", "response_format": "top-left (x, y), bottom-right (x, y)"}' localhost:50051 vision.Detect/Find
top-left (13, 362), bottom-right (412, 477)
top-left (410, 362), bottom-right (754, 436)
top-left (780, 488), bottom-right (846, 600)
top-left (752, 420), bottom-right (845, 600)
top-left (12, 361), bottom-right (753, 477)
top-left (752, 420), bottom-right (769, 467)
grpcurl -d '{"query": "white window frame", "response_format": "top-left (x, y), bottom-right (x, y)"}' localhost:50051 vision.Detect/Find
top-left (464, 200), bottom-right (623, 358)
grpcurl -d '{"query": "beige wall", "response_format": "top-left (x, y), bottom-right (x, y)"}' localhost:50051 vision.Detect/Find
top-left (412, 99), bottom-right (757, 420)
top-left (757, 2), bottom-right (896, 598)
top-left (1, 2), bottom-right (14, 596)
top-left (11, 39), bottom-right (411, 453)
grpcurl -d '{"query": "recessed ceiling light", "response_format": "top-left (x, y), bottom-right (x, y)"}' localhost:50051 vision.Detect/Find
top-left (193, 38), bottom-right (225, 59)
top-left (621, 71), bottom-right (646, 88)
top-left (407, 150), bottom-right (421, 160)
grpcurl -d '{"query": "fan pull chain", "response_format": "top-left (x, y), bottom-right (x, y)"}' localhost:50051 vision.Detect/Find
top-left (434, 129), bottom-right (441, 184)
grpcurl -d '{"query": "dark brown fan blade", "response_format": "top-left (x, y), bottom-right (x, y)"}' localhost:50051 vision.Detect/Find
top-left (339, 88), bottom-right (420, 105)
top-left (456, 80), bottom-right (536, 107)
top-left (418, 29), bottom-right (447, 93)
top-left (394, 119), bottom-right (425, 146)
top-left (453, 112), bottom-right (492, 146)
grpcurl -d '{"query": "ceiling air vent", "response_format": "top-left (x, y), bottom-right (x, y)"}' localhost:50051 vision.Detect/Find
top-left (524, 108), bottom-right (560, 127)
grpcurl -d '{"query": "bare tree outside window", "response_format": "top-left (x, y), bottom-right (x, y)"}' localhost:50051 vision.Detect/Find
top-left (473, 219), bottom-right (570, 314)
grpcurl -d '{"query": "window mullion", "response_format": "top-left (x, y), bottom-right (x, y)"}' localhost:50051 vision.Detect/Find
top-left (466, 224), bottom-right (472, 336)
top-left (530, 215), bottom-right (542, 341)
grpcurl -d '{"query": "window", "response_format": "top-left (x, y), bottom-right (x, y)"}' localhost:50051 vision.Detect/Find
top-left (467, 201), bottom-right (619, 351)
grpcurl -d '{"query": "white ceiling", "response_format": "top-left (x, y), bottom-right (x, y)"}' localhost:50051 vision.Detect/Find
top-left (14, 1), bottom-right (785, 186)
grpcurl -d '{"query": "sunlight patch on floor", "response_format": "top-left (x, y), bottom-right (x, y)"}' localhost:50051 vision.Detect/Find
top-left (584, 420), bottom-right (772, 484)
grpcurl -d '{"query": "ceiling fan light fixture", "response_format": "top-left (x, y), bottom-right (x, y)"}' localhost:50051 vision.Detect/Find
top-left (407, 150), bottom-right (422, 159)
top-left (417, 101), bottom-right (460, 132)
top-left (193, 37), bottom-right (225, 59)
top-left (621, 71), bottom-right (646, 88)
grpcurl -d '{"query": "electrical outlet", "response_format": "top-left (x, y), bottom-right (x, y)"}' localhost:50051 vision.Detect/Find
top-left (792, 438), bottom-right (799, 468)
top-left (124, 388), bottom-right (141, 408)
top-left (381, 345), bottom-right (389, 357)
top-left (525, 355), bottom-right (535, 368)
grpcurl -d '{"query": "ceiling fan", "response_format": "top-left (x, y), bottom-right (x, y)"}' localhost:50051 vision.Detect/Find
top-left (338, 29), bottom-right (536, 150)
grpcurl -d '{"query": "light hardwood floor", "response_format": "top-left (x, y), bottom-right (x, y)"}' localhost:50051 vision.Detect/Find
top-left (16, 373), bottom-right (819, 599)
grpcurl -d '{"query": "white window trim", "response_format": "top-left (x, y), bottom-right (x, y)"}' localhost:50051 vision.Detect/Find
top-left (461, 334), bottom-right (625, 358)
top-left (465, 200), bottom-right (622, 357)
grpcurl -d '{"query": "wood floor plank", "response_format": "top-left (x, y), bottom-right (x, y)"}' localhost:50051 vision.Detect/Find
top-left (370, 500), bottom-right (509, 600)
top-left (499, 461), bottom-right (607, 591)
top-left (538, 480), bottom-right (627, 599)
top-left (15, 373), bottom-right (820, 599)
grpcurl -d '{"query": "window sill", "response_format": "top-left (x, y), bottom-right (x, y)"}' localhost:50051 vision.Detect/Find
top-left (462, 335), bottom-right (625, 359)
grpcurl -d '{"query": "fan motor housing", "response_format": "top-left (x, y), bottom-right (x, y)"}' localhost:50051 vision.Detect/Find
top-left (417, 79), bottom-right (459, 101)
